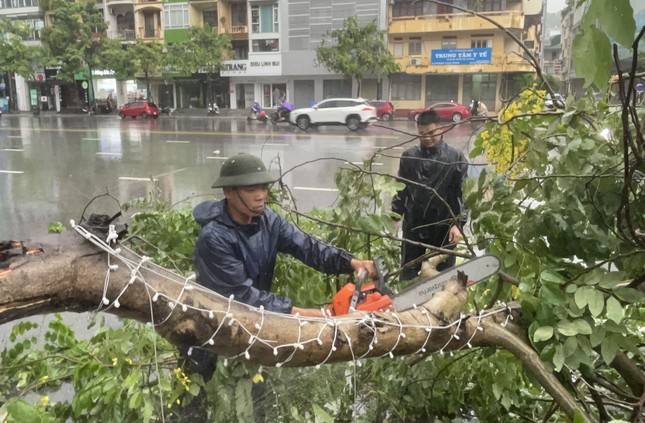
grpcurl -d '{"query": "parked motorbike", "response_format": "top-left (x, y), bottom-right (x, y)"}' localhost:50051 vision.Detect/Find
top-left (247, 102), bottom-right (268, 123)
top-left (207, 102), bottom-right (220, 116)
top-left (270, 101), bottom-right (294, 125)
top-left (161, 106), bottom-right (173, 115)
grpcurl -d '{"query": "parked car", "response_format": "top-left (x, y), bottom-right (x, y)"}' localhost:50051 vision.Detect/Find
top-left (118, 101), bottom-right (160, 119)
top-left (407, 101), bottom-right (472, 122)
top-left (368, 100), bottom-right (395, 121)
top-left (544, 93), bottom-right (564, 110)
top-left (289, 98), bottom-right (377, 131)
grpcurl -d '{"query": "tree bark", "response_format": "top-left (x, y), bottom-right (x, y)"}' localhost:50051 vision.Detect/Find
top-left (0, 231), bottom-right (592, 421)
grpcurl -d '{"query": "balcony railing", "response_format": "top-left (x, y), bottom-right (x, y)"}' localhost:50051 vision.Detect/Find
top-left (230, 25), bottom-right (248, 34)
top-left (139, 26), bottom-right (160, 39)
top-left (390, 10), bottom-right (524, 33)
top-left (543, 60), bottom-right (562, 75)
top-left (108, 29), bottom-right (136, 41)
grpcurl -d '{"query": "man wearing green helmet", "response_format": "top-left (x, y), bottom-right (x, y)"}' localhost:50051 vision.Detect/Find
top-left (192, 152), bottom-right (377, 317)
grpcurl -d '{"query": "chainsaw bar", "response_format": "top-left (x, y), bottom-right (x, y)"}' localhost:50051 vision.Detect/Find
top-left (392, 255), bottom-right (501, 312)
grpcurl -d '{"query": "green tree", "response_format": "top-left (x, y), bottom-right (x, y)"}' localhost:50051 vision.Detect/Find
top-left (40, 0), bottom-right (108, 105)
top-left (1, 1), bottom-right (644, 422)
top-left (316, 16), bottom-right (400, 98)
top-left (168, 25), bottom-right (232, 106)
top-left (0, 18), bottom-right (49, 81)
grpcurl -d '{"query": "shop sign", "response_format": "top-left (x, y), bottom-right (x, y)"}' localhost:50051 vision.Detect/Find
top-left (221, 56), bottom-right (281, 77)
top-left (431, 48), bottom-right (492, 65)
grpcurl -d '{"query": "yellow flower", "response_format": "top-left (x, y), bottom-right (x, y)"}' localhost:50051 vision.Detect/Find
top-left (41, 396), bottom-right (50, 407)
top-left (125, 358), bottom-right (133, 365)
top-left (111, 358), bottom-right (118, 366)
top-left (176, 399), bottom-right (180, 405)
top-left (252, 373), bottom-right (264, 384)
top-left (40, 375), bottom-right (49, 383)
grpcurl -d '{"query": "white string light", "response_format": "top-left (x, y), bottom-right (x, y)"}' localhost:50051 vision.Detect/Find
top-left (72, 223), bottom-right (510, 372)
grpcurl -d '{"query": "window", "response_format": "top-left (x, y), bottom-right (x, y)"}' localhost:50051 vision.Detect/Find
top-left (442, 37), bottom-right (457, 49)
top-left (232, 40), bottom-right (248, 60)
top-left (0, 0), bottom-right (39, 7)
top-left (463, 73), bottom-right (497, 106)
top-left (251, 3), bottom-right (279, 33)
top-left (393, 43), bottom-right (403, 57)
top-left (231, 3), bottom-right (247, 26)
top-left (436, 0), bottom-right (453, 14)
top-left (252, 39), bottom-right (279, 52)
top-left (203, 10), bottom-right (218, 29)
top-left (164, 3), bottom-right (189, 29)
top-left (468, 0), bottom-right (502, 11)
top-left (471, 36), bottom-right (492, 48)
top-left (409, 38), bottom-right (422, 56)
top-left (392, 0), bottom-right (424, 18)
top-left (391, 74), bottom-right (421, 101)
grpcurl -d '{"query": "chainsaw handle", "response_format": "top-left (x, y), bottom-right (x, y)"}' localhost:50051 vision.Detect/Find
top-left (348, 270), bottom-right (368, 312)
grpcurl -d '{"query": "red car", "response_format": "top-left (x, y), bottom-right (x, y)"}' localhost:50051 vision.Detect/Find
top-left (119, 101), bottom-right (160, 119)
top-left (368, 100), bottom-right (395, 121)
top-left (407, 101), bottom-right (471, 122)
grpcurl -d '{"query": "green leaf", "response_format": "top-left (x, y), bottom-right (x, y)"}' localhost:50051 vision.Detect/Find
top-left (600, 335), bottom-right (619, 364)
top-left (605, 297), bottom-right (624, 324)
top-left (556, 319), bottom-right (592, 337)
top-left (572, 26), bottom-right (612, 89)
top-left (587, 289), bottom-right (604, 317)
top-left (585, 0), bottom-right (635, 48)
top-left (574, 286), bottom-right (591, 309)
top-left (312, 404), bottom-right (335, 423)
top-left (540, 269), bottom-right (566, 284)
top-left (6, 400), bottom-right (42, 423)
top-left (533, 326), bottom-right (554, 342)
top-left (613, 287), bottom-right (644, 303)
top-left (540, 283), bottom-right (567, 305)
top-left (553, 344), bottom-right (565, 371)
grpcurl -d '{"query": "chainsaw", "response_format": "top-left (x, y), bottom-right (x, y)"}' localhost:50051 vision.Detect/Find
top-left (328, 255), bottom-right (501, 315)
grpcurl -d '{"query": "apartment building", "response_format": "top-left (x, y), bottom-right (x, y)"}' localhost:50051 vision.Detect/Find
top-left (220, 0), bottom-right (387, 110)
top-left (0, 0), bottom-right (44, 112)
top-left (387, 0), bottom-right (543, 112)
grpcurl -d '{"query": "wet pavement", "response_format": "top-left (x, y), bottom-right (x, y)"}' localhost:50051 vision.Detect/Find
top-left (0, 113), bottom-right (481, 240)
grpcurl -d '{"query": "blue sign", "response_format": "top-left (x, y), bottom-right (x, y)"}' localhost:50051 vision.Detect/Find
top-left (431, 48), bottom-right (492, 65)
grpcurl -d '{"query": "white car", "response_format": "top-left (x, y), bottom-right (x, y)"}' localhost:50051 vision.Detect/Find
top-left (289, 98), bottom-right (377, 131)
top-left (544, 93), bottom-right (564, 110)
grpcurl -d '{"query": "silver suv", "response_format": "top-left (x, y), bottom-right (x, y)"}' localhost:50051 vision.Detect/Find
top-left (289, 98), bottom-right (377, 131)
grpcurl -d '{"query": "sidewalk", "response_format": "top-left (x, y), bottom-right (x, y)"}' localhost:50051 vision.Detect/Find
top-left (1, 107), bottom-right (250, 119)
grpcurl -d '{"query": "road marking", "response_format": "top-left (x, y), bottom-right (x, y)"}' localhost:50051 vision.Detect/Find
top-left (165, 140), bottom-right (190, 144)
top-left (206, 156), bottom-right (229, 160)
top-left (154, 168), bottom-right (187, 178)
top-left (293, 187), bottom-right (338, 192)
top-left (350, 161), bottom-right (383, 166)
top-left (263, 143), bottom-right (288, 147)
top-left (119, 176), bottom-right (157, 182)
top-left (3, 148), bottom-right (25, 152)
top-left (1, 127), bottom-right (402, 140)
top-left (83, 138), bottom-right (101, 141)
top-left (0, 170), bottom-right (24, 174)
top-left (7, 136), bottom-right (22, 139)
top-left (96, 152), bottom-right (122, 156)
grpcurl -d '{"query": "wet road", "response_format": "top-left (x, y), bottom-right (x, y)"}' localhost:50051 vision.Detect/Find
top-left (0, 114), bottom-right (479, 240)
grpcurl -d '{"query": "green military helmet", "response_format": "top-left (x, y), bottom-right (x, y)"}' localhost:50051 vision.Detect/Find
top-left (211, 153), bottom-right (279, 188)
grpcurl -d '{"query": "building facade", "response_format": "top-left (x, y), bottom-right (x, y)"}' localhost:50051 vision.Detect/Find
top-left (386, 0), bottom-right (542, 112)
top-left (2, 0), bottom-right (544, 112)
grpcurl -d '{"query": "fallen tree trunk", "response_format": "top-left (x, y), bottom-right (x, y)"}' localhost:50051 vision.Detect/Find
top-left (0, 230), bottom-right (595, 422)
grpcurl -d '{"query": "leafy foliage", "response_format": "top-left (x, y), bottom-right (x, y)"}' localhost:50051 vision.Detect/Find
top-left (316, 16), bottom-right (400, 97)
top-left (40, 0), bottom-right (108, 82)
top-left (0, 18), bottom-right (49, 81)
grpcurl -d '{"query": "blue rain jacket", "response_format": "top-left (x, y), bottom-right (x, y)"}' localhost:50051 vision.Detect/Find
top-left (193, 200), bottom-right (355, 313)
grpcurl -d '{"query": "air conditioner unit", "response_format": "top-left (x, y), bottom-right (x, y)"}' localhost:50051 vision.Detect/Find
top-left (410, 58), bottom-right (421, 66)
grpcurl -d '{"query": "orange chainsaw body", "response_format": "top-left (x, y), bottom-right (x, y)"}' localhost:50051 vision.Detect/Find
top-left (328, 281), bottom-right (394, 316)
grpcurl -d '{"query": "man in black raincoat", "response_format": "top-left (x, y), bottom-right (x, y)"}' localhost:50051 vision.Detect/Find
top-left (392, 110), bottom-right (468, 280)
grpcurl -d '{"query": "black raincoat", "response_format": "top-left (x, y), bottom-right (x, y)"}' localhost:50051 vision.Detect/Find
top-left (193, 200), bottom-right (355, 313)
top-left (392, 140), bottom-right (468, 242)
